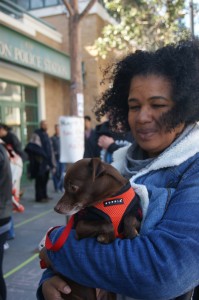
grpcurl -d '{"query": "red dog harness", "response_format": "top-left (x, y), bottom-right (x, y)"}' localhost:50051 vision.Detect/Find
top-left (40, 183), bottom-right (141, 269)
top-left (92, 184), bottom-right (139, 237)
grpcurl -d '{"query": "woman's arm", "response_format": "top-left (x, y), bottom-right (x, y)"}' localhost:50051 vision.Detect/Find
top-left (39, 168), bottom-right (199, 300)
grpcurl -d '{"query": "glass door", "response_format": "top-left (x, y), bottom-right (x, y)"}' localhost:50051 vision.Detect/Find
top-left (0, 80), bottom-right (39, 146)
top-left (1, 104), bottom-right (23, 140)
top-left (0, 80), bottom-right (39, 184)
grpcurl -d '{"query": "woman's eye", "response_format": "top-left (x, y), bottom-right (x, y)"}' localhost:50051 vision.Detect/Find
top-left (152, 104), bottom-right (167, 108)
top-left (129, 105), bottom-right (140, 111)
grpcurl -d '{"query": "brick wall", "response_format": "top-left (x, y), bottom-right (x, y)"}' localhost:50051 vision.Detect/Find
top-left (44, 74), bottom-right (70, 135)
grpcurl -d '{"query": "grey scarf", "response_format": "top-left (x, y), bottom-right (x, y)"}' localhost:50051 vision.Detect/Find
top-left (122, 124), bottom-right (195, 179)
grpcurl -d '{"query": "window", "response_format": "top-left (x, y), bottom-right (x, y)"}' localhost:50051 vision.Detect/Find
top-left (30, 0), bottom-right (44, 9)
top-left (13, 0), bottom-right (30, 10)
top-left (13, 0), bottom-right (60, 10)
top-left (0, 80), bottom-right (38, 145)
top-left (45, 0), bottom-right (60, 6)
top-left (0, 82), bottom-right (21, 102)
top-left (24, 86), bottom-right (37, 104)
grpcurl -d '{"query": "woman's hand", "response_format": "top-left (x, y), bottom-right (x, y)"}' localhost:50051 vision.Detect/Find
top-left (42, 275), bottom-right (71, 300)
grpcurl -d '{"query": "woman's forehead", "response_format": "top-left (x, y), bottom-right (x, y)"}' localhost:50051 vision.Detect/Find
top-left (129, 75), bottom-right (172, 96)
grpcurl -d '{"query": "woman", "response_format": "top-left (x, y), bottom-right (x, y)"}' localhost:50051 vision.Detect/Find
top-left (0, 143), bottom-right (12, 300)
top-left (37, 38), bottom-right (199, 300)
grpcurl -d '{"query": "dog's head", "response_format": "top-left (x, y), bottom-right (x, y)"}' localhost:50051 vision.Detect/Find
top-left (54, 157), bottom-right (128, 215)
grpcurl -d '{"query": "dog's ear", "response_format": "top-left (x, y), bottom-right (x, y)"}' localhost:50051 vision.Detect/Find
top-left (89, 158), bottom-right (106, 182)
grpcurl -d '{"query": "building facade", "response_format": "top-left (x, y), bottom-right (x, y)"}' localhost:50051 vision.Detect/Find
top-left (0, 0), bottom-right (113, 145)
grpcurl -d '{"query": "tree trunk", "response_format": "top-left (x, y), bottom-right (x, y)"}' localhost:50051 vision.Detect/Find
top-left (63, 0), bottom-right (97, 116)
top-left (69, 14), bottom-right (83, 116)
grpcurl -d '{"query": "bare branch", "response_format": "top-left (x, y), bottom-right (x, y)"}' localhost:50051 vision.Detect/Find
top-left (62, 0), bottom-right (74, 16)
top-left (79, 0), bottom-right (97, 21)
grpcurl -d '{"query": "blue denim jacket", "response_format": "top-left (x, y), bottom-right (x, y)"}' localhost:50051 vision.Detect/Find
top-left (37, 124), bottom-right (199, 300)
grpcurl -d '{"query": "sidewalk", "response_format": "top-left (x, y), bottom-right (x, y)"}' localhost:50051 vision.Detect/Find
top-left (3, 179), bottom-right (66, 300)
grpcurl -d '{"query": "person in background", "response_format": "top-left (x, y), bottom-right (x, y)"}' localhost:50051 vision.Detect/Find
top-left (0, 123), bottom-right (25, 240)
top-left (84, 117), bottom-right (133, 163)
top-left (1, 138), bottom-right (24, 246)
top-left (83, 115), bottom-right (97, 158)
top-left (51, 124), bottom-right (65, 193)
top-left (25, 120), bottom-right (55, 203)
top-left (84, 115), bottom-right (94, 140)
top-left (37, 38), bottom-right (199, 300)
top-left (0, 123), bottom-right (27, 161)
top-left (0, 123), bottom-right (26, 201)
top-left (0, 143), bottom-right (12, 300)
top-left (96, 119), bottom-right (133, 163)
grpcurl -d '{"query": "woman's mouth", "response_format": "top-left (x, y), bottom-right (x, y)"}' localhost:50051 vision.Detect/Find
top-left (136, 129), bottom-right (157, 140)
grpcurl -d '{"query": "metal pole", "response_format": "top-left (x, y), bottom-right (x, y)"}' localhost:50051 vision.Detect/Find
top-left (190, 0), bottom-right (194, 38)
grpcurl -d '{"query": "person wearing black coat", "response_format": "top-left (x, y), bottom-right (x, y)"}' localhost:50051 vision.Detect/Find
top-left (0, 124), bottom-right (27, 161)
top-left (25, 120), bottom-right (55, 203)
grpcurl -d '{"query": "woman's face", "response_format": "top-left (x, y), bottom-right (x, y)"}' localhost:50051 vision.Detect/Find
top-left (128, 75), bottom-right (185, 157)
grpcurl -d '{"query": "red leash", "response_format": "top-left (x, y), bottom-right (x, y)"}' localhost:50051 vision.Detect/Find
top-left (40, 215), bottom-right (75, 269)
top-left (45, 215), bottom-right (75, 251)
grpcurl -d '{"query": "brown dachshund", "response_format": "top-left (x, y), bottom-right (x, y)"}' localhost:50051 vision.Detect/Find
top-left (41, 157), bottom-right (142, 300)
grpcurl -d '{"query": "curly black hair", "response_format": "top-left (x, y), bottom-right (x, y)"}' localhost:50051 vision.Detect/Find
top-left (94, 38), bottom-right (199, 131)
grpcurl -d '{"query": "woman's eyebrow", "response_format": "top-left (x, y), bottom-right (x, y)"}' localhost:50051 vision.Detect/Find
top-left (128, 96), bottom-right (170, 102)
top-left (149, 96), bottom-right (170, 101)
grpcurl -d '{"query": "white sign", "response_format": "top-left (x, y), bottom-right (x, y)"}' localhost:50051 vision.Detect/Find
top-left (77, 93), bottom-right (84, 117)
top-left (59, 116), bottom-right (84, 163)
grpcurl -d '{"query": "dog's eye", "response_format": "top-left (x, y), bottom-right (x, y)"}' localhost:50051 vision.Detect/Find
top-left (67, 181), bottom-right (79, 193)
top-left (66, 181), bottom-right (79, 193)
top-left (70, 184), bottom-right (79, 193)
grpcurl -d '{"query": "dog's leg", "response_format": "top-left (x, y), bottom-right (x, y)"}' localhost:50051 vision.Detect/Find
top-left (122, 201), bottom-right (142, 239)
top-left (123, 214), bottom-right (140, 239)
top-left (76, 220), bottom-right (115, 243)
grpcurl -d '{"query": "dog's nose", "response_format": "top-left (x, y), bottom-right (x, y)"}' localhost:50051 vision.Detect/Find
top-left (54, 205), bottom-right (62, 214)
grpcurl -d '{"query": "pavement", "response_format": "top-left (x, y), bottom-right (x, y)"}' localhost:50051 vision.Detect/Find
top-left (3, 179), bottom-right (67, 300)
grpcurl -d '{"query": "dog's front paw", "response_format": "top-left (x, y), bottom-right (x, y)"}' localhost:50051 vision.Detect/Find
top-left (97, 233), bottom-right (115, 244)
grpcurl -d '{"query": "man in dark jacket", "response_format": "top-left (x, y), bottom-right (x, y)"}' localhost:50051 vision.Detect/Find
top-left (25, 120), bottom-right (55, 203)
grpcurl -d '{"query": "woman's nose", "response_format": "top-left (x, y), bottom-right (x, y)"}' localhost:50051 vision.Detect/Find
top-left (137, 107), bottom-right (152, 123)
